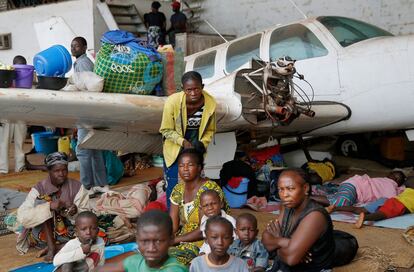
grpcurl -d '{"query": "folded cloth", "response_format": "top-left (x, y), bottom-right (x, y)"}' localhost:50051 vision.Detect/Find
top-left (396, 188), bottom-right (414, 213)
top-left (378, 198), bottom-right (407, 219)
top-left (95, 184), bottom-right (151, 218)
top-left (227, 177), bottom-right (243, 189)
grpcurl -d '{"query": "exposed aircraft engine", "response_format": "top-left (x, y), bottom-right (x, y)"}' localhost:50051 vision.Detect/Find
top-left (236, 57), bottom-right (315, 126)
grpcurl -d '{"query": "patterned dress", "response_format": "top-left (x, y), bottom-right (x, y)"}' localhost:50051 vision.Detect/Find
top-left (169, 180), bottom-right (229, 265)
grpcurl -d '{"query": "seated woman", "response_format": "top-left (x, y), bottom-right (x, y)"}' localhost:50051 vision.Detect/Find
top-left (262, 169), bottom-right (337, 272)
top-left (17, 152), bottom-right (89, 262)
top-left (169, 148), bottom-right (229, 266)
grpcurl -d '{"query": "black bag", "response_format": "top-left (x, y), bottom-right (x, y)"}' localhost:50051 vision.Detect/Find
top-left (332, 230), bottom-right (359, 267)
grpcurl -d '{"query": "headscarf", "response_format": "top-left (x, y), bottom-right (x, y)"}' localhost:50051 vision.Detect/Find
top-left (45, 152), bottom-right (68, 168)
top-left (171, 1), bottom-right (181, 9)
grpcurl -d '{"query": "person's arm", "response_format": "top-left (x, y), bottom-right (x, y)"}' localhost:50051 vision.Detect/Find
top-left (95, 261), bottom-right (125, 272)
top-left (200, 111), bottom-right (216, 149)
top-left (173, 228), bottom-right (203, 245)
top-left (170, 203), bottom-right (180, 234)
top-left (253, 241), bottom-right (269, 271)
top-left (310, 195), bottom-right (330, 206)
top-left (17, 188), bottom-right (53, 228)
top-left (159, 97), bottom-right (186, 147)
top-left (53, 240), bottom-right (86, 266)
top-left (276, 212), bottom-right (328, 266)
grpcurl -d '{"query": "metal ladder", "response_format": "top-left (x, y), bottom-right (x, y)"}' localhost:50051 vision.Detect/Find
top-left (181, 0), bottom-right (204, 32)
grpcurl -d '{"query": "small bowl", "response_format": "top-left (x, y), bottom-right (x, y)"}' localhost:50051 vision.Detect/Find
top-left (37, 76), bottom-right (68, 90)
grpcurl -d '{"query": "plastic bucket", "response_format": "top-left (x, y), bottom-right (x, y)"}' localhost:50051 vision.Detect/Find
top-left (33, 131), bottom-right (58, 155)
top-left (223, 178), bottom-right (249, 208)
top-left (33, 45), bottom-right (72, 77)
top-left (13, 64), bottom-right (34, 88)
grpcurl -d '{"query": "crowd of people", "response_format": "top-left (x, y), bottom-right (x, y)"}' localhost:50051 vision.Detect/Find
top-left (2, 4), bottom-right (411, 271)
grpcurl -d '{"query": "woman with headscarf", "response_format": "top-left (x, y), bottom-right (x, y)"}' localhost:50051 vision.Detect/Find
top-left (17, 152), bottom-right (90, 263)
top-left (159, 71), bottom-right (217, 209)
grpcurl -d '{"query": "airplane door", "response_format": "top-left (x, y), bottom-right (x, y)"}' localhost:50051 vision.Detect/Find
top-left (263, 23), bottom-right (341, 97)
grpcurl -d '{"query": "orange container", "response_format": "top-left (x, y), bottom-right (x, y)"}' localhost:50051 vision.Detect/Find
top-left (380, 136), bottom-right (405, 161)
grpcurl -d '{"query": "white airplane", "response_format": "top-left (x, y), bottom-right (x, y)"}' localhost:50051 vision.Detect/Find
top-left (1, 16), bottom-right (414, 163)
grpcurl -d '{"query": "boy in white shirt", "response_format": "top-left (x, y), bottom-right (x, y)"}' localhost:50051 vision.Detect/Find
top-left (199, 190), bottom-right (236, 254)
top-left (53, 211), bottom-right (105, 271)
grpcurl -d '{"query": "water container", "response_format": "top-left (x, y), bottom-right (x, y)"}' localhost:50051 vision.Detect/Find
top-left (223, 178), bottom-right (250, 208)
top-left (32, 131), bottom-right (58, 155)
top-left (13, 64), bottom-right (34, 88)
top-left (58, 136), bottom-right (70, 155)
top-left (33, 45), bottom-right (72, 77)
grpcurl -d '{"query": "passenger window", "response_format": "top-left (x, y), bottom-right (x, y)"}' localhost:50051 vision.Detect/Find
top-left (269, 24), bottom-right (328, 61)
top-left (226, 34), bottom-right (261, 73)
top-left (193, 51), bottom-right (216, 79)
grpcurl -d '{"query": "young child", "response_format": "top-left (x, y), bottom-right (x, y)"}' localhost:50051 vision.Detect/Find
top-left (97, 210), bottom-right (188, 272)
top-left (228, 213), bottom-right (269, 272)
top-left (53, 211), bottom-right (105, 271)
top-left (190, 216), bottom-right (248, 271)
top-left (355, 180), bottom-right (414, 228)
top-left (199, 190), bottom-right (236, 254)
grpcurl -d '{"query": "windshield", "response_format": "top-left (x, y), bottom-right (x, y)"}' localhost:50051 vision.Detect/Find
top-left (317, 16), bottom-right (393, 47)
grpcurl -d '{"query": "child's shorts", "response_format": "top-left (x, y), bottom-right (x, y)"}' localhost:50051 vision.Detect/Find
top-left (378, 198), bottom-right (407, 218)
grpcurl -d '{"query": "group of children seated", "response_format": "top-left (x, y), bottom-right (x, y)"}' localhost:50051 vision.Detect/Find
top-left (54, 188), bottom-right (268, 272)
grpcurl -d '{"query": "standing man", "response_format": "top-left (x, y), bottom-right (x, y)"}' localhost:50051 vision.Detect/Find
top-left (0, 55), bottom-right (28, 174)
top-left (144, 1), bottom-right (166, 48)
top-left (167, 1), bottom-right (187, 47)
top-left (71, 37), bottom-right (109, 194)
top-left (159, 71), bottom-right (217, 208)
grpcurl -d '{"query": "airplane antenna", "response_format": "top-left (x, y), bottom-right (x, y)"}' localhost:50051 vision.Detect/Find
top-left (204, 20), bottom-right (229, 43)
top-left (287, 0), bottom-right (307, 19)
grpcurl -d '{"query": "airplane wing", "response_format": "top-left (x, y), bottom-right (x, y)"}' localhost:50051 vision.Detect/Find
top-left (0, 88), bottom-right (350, 153)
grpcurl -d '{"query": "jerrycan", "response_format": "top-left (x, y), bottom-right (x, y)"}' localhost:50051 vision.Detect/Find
top-left (58, 136), bottom-right (71, 155)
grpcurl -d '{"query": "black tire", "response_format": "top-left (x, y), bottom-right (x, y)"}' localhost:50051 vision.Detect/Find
top-left (336, 135), bottom-right (369, 158)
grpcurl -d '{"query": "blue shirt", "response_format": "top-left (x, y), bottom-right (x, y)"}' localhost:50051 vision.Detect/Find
top-left (228, 238), bottom-right (269, 269)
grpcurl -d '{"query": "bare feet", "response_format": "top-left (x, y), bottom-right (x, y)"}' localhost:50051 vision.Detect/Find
top-left (43, 248), bottom-right (56, 263)
top-left (354, 212), bottom-right (365, 229)
top-left (325, 205), bottom-right (335, 214)
top-left (36, 247), bottom-right (48, 258)
top-left (36, 247), bottom-right (55, 263)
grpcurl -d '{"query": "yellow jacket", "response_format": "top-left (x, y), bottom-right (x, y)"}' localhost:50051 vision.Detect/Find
top-left (160, 90), bottom-right (217, 167)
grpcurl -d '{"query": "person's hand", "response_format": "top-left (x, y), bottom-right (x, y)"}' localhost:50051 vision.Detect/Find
top-left (266, 218), bottom-right (281, 237)
top-left (66, 204), bottom-right (77, 216)
top-left (81, 242), bottom-right (92, 255)
top-left (301, 252), bottom-right (312, 264)
top-left (183, 140), bottom-right (193, 149)
top-left (50, 199), bottom-right (64, 211)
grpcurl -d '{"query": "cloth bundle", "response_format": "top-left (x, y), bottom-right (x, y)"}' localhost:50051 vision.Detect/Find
top-left (94, 30), bottom-right (163, 95)
top-left (95, 184), bottom-right (152, 218)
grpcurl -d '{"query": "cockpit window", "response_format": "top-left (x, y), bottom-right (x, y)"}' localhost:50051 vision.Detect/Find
top-left (269, 24), bottom-right (328, 61)
top-left (193, 51), bottom-right (216, 79)
top-left (226, 34), bottom-right (262, 73)
top-left (317, 16), bottom-right (393, 47)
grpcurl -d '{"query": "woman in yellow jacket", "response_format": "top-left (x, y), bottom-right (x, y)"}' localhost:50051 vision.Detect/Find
top-left (159, 71), bottom-right (217, 208)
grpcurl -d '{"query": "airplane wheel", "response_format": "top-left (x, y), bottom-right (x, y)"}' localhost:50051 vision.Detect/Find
top-left (336, 135), bottom-right (369, 158)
